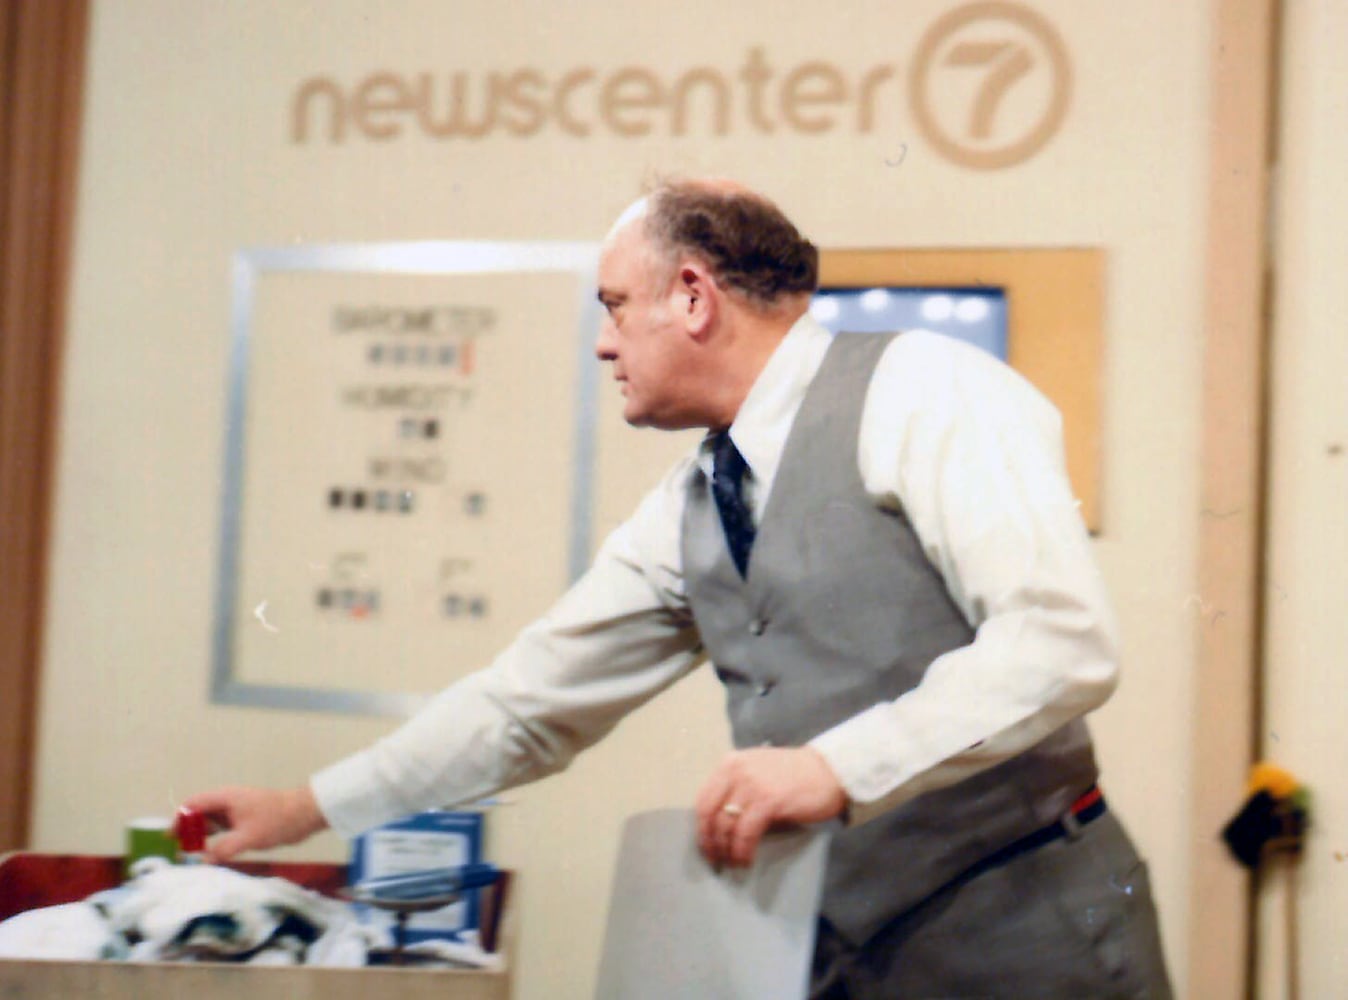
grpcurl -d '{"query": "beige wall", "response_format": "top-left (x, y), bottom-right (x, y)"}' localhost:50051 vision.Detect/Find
top-left (35, 2), bottom-right (1217, 996)
top-left (1259, 0), bottom-right (1348, 996)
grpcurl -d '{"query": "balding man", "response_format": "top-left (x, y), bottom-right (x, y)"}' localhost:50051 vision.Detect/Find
top-left (189, 180), bottom-right (1172, 997)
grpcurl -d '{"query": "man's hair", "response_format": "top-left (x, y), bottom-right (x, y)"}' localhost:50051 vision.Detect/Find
top-left (643, 182), bottom-right (819, 308)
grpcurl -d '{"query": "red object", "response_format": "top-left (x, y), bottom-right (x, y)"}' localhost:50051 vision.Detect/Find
top-left (174, 806), bottom-right (208, 854)
top-left (1072, 785), bottom-right (1103, 814)
top-left (0, 854), bottom-right (348, 920)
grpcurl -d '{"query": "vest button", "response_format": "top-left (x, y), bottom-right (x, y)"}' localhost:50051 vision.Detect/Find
top-left (748, 618), bottom-right (767, 636)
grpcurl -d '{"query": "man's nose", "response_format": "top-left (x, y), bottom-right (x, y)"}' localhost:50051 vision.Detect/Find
top-left (595, 319), bottom-right (617, 361)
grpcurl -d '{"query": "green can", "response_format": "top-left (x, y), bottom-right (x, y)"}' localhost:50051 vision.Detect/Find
top-left (124, 816), bottom-right (177, 876)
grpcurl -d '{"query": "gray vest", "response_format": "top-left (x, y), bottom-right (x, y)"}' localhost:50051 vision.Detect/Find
top-left (681, 332), bottom-right (1099, 945)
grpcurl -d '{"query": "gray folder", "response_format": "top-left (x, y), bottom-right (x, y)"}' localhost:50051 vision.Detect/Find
top-left (594, 809), bottom-right (833, 1000)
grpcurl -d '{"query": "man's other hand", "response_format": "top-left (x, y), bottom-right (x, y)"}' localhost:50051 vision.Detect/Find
top-left (179, 786), bottom-right (328, 863)
top-left (694, 746), bottom-right (847, 868)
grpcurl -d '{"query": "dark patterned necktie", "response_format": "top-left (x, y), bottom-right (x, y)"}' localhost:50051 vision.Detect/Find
top-left (711, 430), bottom-right (756, 578)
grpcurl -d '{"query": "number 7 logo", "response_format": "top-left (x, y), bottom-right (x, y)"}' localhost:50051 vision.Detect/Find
top-left (910, 3), bottom-right (1072, 170)
top-left (944, 41), bottom-right (1035, 141)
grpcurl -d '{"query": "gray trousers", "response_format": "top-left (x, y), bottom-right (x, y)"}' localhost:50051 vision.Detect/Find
top-left (809, 810), bottom-right (1173, 999)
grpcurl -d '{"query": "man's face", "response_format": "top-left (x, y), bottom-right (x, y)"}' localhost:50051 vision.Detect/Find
top-left (594, 222), bottom-right (701, 429)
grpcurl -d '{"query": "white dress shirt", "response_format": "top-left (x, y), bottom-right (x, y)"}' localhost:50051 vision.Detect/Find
top-left (312, 315), bottom-right (1119, 836)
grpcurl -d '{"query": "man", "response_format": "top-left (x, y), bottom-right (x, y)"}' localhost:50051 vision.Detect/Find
top-left (188, 179), bottom-right (1172, 997)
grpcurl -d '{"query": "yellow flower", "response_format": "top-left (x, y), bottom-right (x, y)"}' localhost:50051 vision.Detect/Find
top-left (1247, 761), bottom-right (1300, 800)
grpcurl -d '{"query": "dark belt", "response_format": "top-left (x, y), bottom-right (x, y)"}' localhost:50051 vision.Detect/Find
top-left (971, 785), bottom-right (1107, 878)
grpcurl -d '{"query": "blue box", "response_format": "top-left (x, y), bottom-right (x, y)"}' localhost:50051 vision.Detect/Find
top-left (349, 810), bottom-right (485, 944)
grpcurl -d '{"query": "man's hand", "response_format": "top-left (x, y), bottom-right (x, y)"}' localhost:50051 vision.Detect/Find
top-left (179, 786), bottom-right (328, 863)
top-left (694, 746), bottom-right (847, 868)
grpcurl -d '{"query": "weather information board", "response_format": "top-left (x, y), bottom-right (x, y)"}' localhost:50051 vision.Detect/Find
top-left (212, 243), bottom-right (601, 716)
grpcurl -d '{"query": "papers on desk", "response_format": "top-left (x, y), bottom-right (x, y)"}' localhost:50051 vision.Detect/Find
top-left (594, 809), bottom-right (833, 1000)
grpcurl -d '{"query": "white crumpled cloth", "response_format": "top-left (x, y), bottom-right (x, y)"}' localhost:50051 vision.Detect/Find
top-left (0, 901), bottom-right (122, 961)
top-left (0, 858), bottom-right (381, 966)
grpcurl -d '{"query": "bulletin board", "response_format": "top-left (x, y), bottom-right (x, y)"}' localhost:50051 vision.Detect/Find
top-left (211, 243), bottom-right (602, 716)
top-left (819, 248), bottom-right (1105, 532)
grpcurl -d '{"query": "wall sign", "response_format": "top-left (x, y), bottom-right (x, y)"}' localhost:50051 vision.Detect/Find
top-left (287, 2), bottom-right (1073, 170)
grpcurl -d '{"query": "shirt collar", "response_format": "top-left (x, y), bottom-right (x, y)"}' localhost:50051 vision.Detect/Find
top-left (697, 312), bottom-right (833, 495)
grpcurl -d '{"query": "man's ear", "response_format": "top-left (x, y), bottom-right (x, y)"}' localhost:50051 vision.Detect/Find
top-left (674, 259), bottom-right (717, 338)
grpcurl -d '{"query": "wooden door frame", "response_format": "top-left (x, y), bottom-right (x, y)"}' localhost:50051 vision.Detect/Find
top-left (0, 0), bottom-right (90, 850)
top-left (1189, 0), bottom-right (1281, 996)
